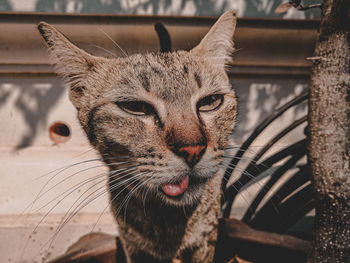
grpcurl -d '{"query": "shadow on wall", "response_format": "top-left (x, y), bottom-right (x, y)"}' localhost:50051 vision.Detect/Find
top-left (0, 79), bottom-right (65, 150)
top-left (33, 0), bottom-right (320, 18)
top-left (231, 78), bottom-right (308, 144)
top-left (0, 0), bottom-right (11, 11)
top-left (34, 0), bottom-right (225, 15)
top-left (35, 0), bottom-right (119, 13)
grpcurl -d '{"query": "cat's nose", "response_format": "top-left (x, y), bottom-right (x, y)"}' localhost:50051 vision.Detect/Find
top-left (174, 144), bottom-right (206, 167)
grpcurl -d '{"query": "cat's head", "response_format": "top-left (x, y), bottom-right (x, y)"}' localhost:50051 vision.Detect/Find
top-left (38, 11), bottom-right (237, 207)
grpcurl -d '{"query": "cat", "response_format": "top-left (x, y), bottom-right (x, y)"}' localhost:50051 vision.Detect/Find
top-left (37, 10), bottom-right (237, 263)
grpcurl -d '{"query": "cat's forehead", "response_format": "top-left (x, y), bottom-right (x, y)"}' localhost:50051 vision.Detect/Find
top-left (106, 51), bottom-right (225, 103)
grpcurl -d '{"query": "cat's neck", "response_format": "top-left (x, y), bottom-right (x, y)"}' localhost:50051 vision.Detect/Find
top-left (110, 172), bottom-right (223, 262)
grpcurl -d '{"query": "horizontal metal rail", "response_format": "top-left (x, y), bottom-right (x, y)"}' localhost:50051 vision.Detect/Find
top-left (0, 12), bottom-right (318, 78)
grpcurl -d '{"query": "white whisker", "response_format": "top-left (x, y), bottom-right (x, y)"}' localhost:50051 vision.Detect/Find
top-left (97, 27), bottom-right (128, 57)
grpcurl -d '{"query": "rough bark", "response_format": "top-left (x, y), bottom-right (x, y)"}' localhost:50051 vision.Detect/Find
top-left (308, 0), bottom-right (350, 262)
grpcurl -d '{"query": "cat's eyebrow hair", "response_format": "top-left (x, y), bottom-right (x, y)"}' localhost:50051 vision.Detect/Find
top-left (194, 72), bottom-right (202, 89)
top-left (111, 95), bottom-right (147, 102)
top-left (203, 87), bottom-right (229, 95)
top-left (139, 72), bottom-right (150, 92)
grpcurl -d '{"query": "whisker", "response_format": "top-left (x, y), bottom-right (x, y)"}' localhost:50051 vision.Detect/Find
top-left (142, 183), bottom-right (152, 216)
top-left (220, 171), bottom-right (261, 218)
top-left (223, 154), bottom-right (260, 165)
top-left (97, 27), bottom-right (128, 57)
top-left (182, 205), bottom-right (188, 218)
top-left (220, 163), bottom-right (281, 218)
top-left (105, 173), bottom-right (148, 222)
top-left (223, 156), bottom-right (270, 174)
top-left (224, 145), bottom-right (262, 156)
top-left (28, 158), bottom-right (103, 184)
top-left (71, 147), bottom-right (95, 158)
top-left (32, 165), bottom-right (135, 214)
top-left (23, 160), bottom-right (132, 216)
top-left (90, 173), bottom-right (147, 232)
top-left (119, 176), bottom-right (153, 223)
top-left (25, 166), bottom-right (136, 257)
top-left (43, 170), bottom-right (141, 251)
top-left (32, 172), bottom-right (108, 214)
top-left (232, 47), bottom-right (243, 54)
top-left (222, 163), bottom-right (270, 193)
top-left (17, 158), bottom-right (105, 222)
top-left (222, 175), bottom-right (252, 206)
top-left (90, 43), bottom-right (119, 58)
top-left (37, 161), bottom-right (132, 202)
top-left (52, 169), bottom-right (139, 233)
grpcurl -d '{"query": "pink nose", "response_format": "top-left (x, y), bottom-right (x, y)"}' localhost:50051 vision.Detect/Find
top-left (176, 145), bottom-right (206, 167)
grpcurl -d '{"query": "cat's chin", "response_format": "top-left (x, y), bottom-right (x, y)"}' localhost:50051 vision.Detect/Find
top-left (158, 175), bottom-right (209, 207)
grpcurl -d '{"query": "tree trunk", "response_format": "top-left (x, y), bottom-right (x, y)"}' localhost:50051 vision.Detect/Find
top-left (308, 0), bottom-right (350, 262)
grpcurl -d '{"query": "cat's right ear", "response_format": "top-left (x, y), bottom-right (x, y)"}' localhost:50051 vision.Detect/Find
top-left (38, 22), bottom-right (97, 108)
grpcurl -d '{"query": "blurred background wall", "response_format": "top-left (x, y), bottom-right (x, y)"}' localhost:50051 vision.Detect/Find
top-left (1, 0), bottom-right (320, 18)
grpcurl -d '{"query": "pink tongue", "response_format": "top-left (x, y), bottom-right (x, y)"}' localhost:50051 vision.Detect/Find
top-left (161, 176), bottom-right (189, 197)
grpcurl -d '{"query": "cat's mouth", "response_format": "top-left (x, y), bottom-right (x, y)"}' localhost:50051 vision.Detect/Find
top-left (161, 176), bottom-right (189, 197)
top-left (160, 175), bottom-right (208, 199)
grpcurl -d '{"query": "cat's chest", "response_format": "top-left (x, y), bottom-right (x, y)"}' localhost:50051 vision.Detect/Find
top-left (115, 175), bottom-right (221, 260)
top-left (117, 208), bottom-right (218, 261)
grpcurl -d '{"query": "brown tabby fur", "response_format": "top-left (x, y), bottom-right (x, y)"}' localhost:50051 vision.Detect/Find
top-left (38, 11), bottom-right (237, 263)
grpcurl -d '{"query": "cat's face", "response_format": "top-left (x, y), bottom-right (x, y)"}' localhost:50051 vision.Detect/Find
top-left (38, 11), bottom-right (237, 206)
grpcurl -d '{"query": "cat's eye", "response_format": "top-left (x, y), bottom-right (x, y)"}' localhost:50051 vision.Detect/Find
top-left (116, 101), bottom-right (155, 116)
top-left (197, 94), bottom-right (223, 112)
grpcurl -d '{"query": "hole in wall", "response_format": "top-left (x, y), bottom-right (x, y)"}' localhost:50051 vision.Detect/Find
top-left (49, 121), bottom-right (71, 144)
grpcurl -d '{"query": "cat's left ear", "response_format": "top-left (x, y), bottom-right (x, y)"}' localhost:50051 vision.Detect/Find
top-left (191, 10), bottom-right (237, 69)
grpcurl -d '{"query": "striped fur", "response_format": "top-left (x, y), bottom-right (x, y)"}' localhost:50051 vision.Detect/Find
top-left (38, 11), bottom-right (237, 263)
